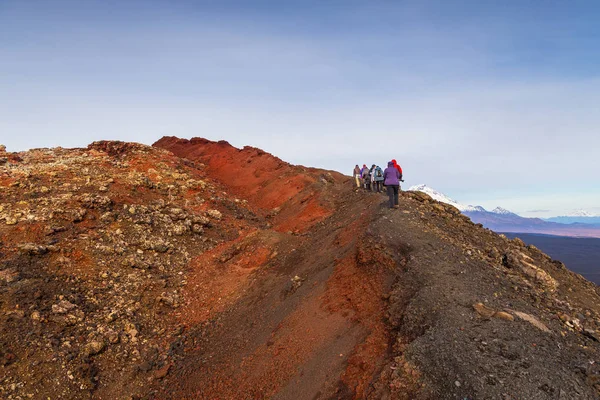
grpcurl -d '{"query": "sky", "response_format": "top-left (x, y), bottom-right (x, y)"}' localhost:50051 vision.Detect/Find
top-left (1, 0), bottom-right (599, 217)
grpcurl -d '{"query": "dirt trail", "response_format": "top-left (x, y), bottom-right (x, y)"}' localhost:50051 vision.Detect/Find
top-left (153, 137), bottom-right (403, 398)
top-left (155, 174), bottom-right (394, 399)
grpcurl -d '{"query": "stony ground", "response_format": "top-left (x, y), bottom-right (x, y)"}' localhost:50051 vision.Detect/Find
top-left (0, 141), bottom-right (263, 399)
top-left (1, 138), bottom-right (600, 399)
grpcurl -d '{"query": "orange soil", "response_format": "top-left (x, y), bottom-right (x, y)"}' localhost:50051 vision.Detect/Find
top-left (273, 195), bottom-right (332, 233)
top-left (201, 291), bottom-right (354, 399)
top-left (153, 137), bottom-right (343, 233)
top-left (323, 248), bottom-right (394, 398)
top-left (178, 233), bottom-right (275, 326)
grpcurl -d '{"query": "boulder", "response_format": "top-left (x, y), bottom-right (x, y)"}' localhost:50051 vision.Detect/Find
top-left (473, 303), bottom-right (495, 319)
top-left (206, 209), bottom-right (222, 220)
top-left (52, 300), bottom-right (77, 314)
top-left (503, 251), bottom-right (558, 291)
top-left (18, 243), bottom-right (49, 256)
top-left (85, 340), bottom-right (106, 357)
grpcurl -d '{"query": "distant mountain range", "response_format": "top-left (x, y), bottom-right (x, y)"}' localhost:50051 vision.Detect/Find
top-left (545, 216), bottom-right (600, 224)
top-left (409, 184), bottom-right (600, 238)
top-left (408, 185), bottom-right (502, 213)
top-left (565, 209), bottom-right (598, 217)
top-left (544, 209), bottom-right (600, 224)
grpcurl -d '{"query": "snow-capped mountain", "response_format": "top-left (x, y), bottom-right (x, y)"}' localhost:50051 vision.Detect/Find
top-left (408, 184), bottom-right (600, 236)
top-left (408, 184), bottom-right (483, 212)
top-left (467, 205), bottom-right (487, 212)
top-left (408, 184), bottom-right (508, 213)
top-left (567, 210), bottom-right (598, 217)
top-left (491, 207), bottom-right (517, 216)
top-left (544, 210), bottom-right (600, 224)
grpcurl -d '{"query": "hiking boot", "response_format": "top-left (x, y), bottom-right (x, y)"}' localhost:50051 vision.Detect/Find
top-left (394, 205), bottom-right (399, 209)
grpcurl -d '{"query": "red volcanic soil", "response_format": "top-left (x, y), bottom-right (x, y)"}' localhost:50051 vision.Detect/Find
top-left (154, 137), bottom-right (342, 234)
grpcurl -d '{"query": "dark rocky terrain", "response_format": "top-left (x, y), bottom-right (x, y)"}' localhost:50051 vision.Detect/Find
top-left (2, 137), bottom-right (600, 399)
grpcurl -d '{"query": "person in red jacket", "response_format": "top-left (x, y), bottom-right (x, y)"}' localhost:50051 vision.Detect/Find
top-left (391, 159), bottom-right (403, 181)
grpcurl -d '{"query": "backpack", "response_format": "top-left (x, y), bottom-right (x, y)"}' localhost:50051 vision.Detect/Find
top-left (375, 167), bottom-right (383, 178)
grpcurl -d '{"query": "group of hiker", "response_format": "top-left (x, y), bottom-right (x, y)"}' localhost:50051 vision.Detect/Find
top-left (353, 160), bottom-right (403, 209)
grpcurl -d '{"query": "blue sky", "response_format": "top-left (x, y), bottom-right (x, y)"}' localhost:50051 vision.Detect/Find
top-left (1, 0), bottom-right (599, 217)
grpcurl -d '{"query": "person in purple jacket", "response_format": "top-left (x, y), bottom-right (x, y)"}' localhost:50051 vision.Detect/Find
top-left (383, 161), bottom-right (401, 209)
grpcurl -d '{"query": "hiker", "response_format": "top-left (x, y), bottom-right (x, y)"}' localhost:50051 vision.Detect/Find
top-left (391, 159), bottom-right (403, 181)
top-left (383, 161), bottom-right (401, 208)
top-left (353, 165), bottom-right (361, 189)
top-left (372, 165), bottom-right (384, 192)
top-left (361, 164), bottom-right (371, 191)
top-left (360, 164), bottom-right (368, 180)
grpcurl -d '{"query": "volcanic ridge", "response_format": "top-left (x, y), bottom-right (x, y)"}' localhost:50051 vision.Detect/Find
top-left (1, 137), bottom-right (600, 399)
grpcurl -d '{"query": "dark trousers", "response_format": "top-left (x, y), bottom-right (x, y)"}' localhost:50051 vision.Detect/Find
top-left (387, 185), bottom-right (399, 208)
top-left (373, 181), bottom-right (382, 192)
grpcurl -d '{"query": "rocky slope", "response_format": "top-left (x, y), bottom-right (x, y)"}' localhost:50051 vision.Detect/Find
top-left (0, 141), bottom-right (266, 399)
top-left (1, 138), bottom-right (600, 399)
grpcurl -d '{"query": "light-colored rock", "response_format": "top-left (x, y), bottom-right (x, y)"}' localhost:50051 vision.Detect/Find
top-left (493, 311), bottom-right (514, 321)
top-left (169, 208), bottom-right (184, 216)
top-left (124, 323), bottom-right (139, 343)
top-left (206, 209), bottom-right (222, 220)
top-left (18, 243), bottom-right (49, 256)
top-left (473, 303), bottom-right (495, 319)
top-left (512, 311), bottom-right (551, 333)
top-left (105, 311), bottom-right (118, 323)
top-left (0, 268), bottom-right (20, 283)
top-left (504, 251), bottom-right (558, 291)
top-left (192, 215), bottom-right (210, 225)
top-left (520, 258), bottom-right (558, 291)
top-left (85, 340), bottom-right (105, 356)
top-left (52, 300), bottom-right (77, 314)
top-left (512, 237), bottom-right (525, 247)
top-left (172, 223), bottom-right (188, 236)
